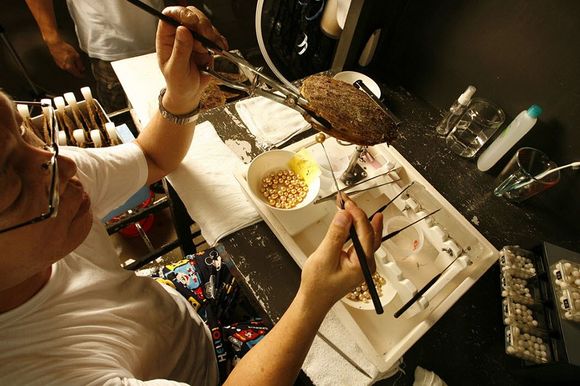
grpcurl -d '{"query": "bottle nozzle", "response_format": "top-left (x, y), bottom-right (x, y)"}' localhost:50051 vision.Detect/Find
top-left (458, 85), bottom-right (477, 105)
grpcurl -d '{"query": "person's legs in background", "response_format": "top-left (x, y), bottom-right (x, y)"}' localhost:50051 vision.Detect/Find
top-left (89, 58), bottom-right (128, 113)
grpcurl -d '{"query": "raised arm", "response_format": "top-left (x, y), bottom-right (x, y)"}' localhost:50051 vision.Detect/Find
top-left (224, 196), bottom-right (383, 385)
top-left (135, 6), bottom-right (227, 185)
top-left (25, 0), bottom-right (85, 77)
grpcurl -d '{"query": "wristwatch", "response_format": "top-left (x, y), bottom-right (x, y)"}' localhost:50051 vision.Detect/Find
top-left (158, 88), bottom-right (199, 125)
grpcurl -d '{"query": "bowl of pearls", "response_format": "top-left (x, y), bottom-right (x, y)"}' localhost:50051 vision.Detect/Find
top-left (341, 263), bottom-right (397, 311)
top-left (247, 149), bottom-right (321, 211)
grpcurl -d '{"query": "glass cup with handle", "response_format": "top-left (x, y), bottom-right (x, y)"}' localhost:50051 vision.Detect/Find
top-left (493, 147), bottom-right (560, 203)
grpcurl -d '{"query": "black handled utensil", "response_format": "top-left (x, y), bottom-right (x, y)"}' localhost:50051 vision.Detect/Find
top-left (381, 208), bottom-right (440, 242)
top-left (354, 80), bottom-right (401, 126)
top-left (126, 0), bottom-right (225, 52)
top-left (367, 181), bottom-right (415, 221)
top-left (394, 254), bottom-right (466, 318)
top-left (345, 181), bottom-right (416, 244)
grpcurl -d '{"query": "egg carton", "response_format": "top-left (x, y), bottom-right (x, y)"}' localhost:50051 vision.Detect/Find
top-left (236, 135), bottom-right (498, 372)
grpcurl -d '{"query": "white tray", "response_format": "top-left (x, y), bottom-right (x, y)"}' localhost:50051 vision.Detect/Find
top-left (235, 135), bottom-right (499, 372)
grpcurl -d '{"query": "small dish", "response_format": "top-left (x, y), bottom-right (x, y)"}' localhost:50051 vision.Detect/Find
top-left (333, 71), bottom-right (381, 98)
top-left (384, 216), bottom-right (425, 260)
top-left (247, 149), bottom-right (321, 211)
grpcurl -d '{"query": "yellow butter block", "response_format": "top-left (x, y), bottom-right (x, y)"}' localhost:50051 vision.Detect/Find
top-left (288, 148), bottom-right (321, 185)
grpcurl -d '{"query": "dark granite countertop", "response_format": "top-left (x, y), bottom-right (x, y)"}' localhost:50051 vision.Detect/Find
top-left (199, 84), bottom-right (580, 385)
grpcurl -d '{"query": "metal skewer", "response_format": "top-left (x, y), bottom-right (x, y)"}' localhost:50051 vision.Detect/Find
top-left (368, 181), bottom-right (415, 220)
top-left (381, 208), bottom-right (440, 242)
top-left (316, 134), bottom-right (383, 315)
top-left (126, 0), bottom-right (225, 52)
top-left (313, 179), bottom-right (401, 205)
top-left (344, 182), bottom-right (417, 245)
top-left (394, 253), bottom-right (465, 318)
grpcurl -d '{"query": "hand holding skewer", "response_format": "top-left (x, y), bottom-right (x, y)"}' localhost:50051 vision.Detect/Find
top-left (315, 132), bottom-right (384, 314)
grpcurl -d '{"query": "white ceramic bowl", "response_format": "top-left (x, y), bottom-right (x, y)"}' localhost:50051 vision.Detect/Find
top-left (247, 150), bottom-right (321, 211)
top-left (333, 71), bottom-right (381, 98)
top-left (341, 262), bottom-right (397, 311)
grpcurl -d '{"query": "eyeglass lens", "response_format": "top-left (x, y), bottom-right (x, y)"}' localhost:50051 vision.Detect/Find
top-left (0, 101), bottom-right (60, 233)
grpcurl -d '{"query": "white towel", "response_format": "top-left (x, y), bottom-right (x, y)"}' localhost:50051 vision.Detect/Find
top-left (235, 95), bottom-right (311, 148)
top-left (303, 309), bottom-right (399, 385)
top-left (166, 121), bottom-right (260, 246)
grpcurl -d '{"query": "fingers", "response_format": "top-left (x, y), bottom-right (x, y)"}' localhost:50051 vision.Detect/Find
top-left (343, 196), bottom-right (375, 256)
top-left (168, 26), bottom-right (194, 74)
top-left (370, 212), bottom-right (383, 250)
top-left (343, 194), bottom-right (383, 267)
top-left (162, 6), bottom-right (227, 53)
top-left (316, 210), bottom-right (353, 263)
top-left (64, 53), bottom-right (85, 77)
top-left (49, 43), bottom-right (85, 77)
top-left (65, 61), bottom-right (85, 78)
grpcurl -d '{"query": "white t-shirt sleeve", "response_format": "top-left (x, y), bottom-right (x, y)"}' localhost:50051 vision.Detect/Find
top-left (61, 143), bottom-right (148, 219)
top-left (104, 377), bottom-right (191, 386)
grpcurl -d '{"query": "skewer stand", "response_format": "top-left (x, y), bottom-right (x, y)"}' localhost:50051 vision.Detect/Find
top-left (341, 145), bottom-right (368, 185)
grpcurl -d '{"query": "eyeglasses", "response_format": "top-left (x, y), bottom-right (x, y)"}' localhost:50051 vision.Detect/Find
top-left (0, 100), bottom-right (60, 234)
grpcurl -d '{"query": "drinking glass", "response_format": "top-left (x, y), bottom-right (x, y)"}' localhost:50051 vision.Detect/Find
top-left (493, 147), bottom-right (560, 203)
top-left (446, 98), bottom-right (505, 158)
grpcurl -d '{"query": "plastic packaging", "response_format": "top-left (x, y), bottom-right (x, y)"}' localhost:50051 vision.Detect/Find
top-left (550, 259), bottom-right (580, 322)
top-left (504, 325), bottom-right (551, 364)
top-left (477, 105), bottom-right (542, 171)
top-left (435, 85), bottom-right (476, 136)
top-left (499, 246), bottom-right (538, 279)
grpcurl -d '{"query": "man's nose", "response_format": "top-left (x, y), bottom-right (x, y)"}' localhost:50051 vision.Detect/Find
top-left (57, 154), bottom-right (77, 181)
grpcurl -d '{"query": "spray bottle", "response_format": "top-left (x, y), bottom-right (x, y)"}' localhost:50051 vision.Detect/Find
top-left (436, 85), bottom-right (476, 136)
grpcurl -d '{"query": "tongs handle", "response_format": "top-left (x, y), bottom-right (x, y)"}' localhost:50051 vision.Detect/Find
top-left (126, 0), bottom-right (304, 98)
top-left (354, 80), bottom-right (401, 126)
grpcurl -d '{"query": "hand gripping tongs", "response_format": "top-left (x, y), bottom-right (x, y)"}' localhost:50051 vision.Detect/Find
top-left (125, 0), bottom-right (332, 132)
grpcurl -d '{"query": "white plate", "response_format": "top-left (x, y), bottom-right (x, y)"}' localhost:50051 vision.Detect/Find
top-left (333, 71), bottom-right (381, 98)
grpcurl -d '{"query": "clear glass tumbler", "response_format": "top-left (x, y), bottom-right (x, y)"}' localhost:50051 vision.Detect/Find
top-left (446, 98), bottom-right (505, 158)
top-left (493, 147), bottom-right (560, 203)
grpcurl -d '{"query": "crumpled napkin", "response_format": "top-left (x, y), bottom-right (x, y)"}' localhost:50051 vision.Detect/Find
top-left (166, 121), bottom-right (260, 246)
top-left (235, 95), bottom-right (311, 148)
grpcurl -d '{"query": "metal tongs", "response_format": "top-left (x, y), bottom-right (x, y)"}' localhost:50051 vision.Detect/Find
top-left (126, 0), bottom-right (332, 131)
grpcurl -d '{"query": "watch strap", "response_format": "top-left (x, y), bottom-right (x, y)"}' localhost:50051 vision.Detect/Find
top-left (158, 88), bottom-right (199, 125)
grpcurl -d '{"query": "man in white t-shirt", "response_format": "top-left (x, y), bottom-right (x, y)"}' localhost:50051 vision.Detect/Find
top-left (0, 6), bottom-right (383, 386)
top-left (25, 0), bottom-right (184, 112)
